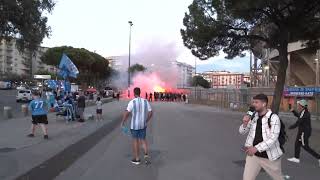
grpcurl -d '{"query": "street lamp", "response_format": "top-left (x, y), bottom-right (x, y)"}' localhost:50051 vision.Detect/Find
top-left (264, 65), bottom-right (270, 87)
top-left (128, 20), bottom-right (133, 88)
top-left (316, 50), bottom-right (319, 86)
top-left (127, 21), bottom-right (133, 98)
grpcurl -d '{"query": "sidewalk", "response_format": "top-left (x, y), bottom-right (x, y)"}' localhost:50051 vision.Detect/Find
top-left (0, 100), bottom-right (127, 180)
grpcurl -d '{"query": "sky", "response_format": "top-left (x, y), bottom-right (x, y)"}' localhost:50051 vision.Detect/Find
top-left (42, 0), bottom-right (250, 73)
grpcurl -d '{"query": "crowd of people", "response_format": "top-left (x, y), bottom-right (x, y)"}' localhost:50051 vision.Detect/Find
top-left (145, 92), bottom-right (187, 102)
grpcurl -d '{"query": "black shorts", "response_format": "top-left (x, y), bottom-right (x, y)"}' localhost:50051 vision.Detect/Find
top-left (96, 109), bottom-right (102, 114)
top-left (32, 115), bottom-right (48, 125)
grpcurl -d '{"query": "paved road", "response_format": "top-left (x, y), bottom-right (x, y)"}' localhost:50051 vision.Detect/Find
top-left (0, 89), bottom-right (25, 119)
top-left (51, 102), bottom-right (319, 180)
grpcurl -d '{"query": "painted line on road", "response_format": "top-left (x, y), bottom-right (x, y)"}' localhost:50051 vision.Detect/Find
top-left (15, 116), bottom-right (121, 180)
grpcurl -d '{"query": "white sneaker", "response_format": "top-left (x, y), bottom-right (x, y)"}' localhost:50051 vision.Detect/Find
top-left (287, 157), bottom-right (300, 163)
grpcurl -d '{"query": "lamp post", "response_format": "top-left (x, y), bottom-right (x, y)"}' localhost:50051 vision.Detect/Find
top-left (316, 49), bottom-right (320, 121)
top-left (316, 50), bottom-right (319, 87)
top-left (127, 21), bottom-right (133, 98)
top-left (264, 65), bottom-right (270, 87)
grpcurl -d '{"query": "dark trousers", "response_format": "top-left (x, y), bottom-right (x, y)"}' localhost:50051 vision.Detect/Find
top-left (295, 132), bottom-right (320, 159)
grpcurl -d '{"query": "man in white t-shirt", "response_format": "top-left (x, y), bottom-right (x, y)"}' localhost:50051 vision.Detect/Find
top-left (121, 87), bottom-right (153, 165)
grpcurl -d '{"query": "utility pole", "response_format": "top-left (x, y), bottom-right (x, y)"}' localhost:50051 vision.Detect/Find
top-left (127, 21), bottom-right (133, 98)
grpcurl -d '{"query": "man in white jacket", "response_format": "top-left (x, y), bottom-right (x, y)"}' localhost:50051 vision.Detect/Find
top-left (239, 94), bottom-right (284, 180)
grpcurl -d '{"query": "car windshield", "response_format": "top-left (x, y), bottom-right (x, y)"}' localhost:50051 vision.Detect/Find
top-left (19, 90), bottom-right (30, 94)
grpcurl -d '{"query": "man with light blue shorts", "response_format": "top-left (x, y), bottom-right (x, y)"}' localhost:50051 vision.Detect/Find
top-left (121, 87), bottom-right (153, 165)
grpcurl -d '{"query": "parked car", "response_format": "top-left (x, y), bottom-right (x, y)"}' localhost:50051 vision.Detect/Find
top-left (16, 89), bottom-right (33, 102)
top-left (0, 81), bottom-right (12, 90)
top-left (30, 86), bottom-right (40, 91)
top-left (16, 85), bottom-right (28, 90)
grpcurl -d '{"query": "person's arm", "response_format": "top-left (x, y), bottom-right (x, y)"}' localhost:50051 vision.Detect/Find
top-left (146, 102), bottom-right (153, 123)
top-left (291, 109), bottom-right (300, 117)
top-left (121, 101), bottom-right (133, 126)
top-left (146, 111), bottom-right (153, 123)
top-left (289, 110), bottom-right (309, 129)
top-left (254, 115), bottom-right (281, 152)
top-left (239, 115), bottom-right (252, 135)
top-left (121, 111), bottom-right (130, 127)
top-left (28, 101), bottom-right (33, 112)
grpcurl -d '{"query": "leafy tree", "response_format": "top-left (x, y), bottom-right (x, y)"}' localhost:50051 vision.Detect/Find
top-left (192, 76), bottom-right (211, 88)
top-left (0, 0), bottom-right (55, 52)
top-left (181, 0), bottom-right (320, 113)
top-left (41, 46), bottom-right (111, 86)
top-left (128, 63), bottom-right (146, 74)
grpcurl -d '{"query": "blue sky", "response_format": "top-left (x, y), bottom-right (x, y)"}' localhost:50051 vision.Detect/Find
top-left (42, 0), bottom-right (250, 73)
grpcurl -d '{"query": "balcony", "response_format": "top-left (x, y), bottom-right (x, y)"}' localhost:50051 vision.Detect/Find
top-left (21, 68), bottom-right (31, 73)
top-left (22, 61), bottom-right (31, 68)
top-left (6, 59), bottom-right (13, 64)
top-left (6, 47), bottom-right (13, 52)
top-left (6, 66), bottom-right (13, 72)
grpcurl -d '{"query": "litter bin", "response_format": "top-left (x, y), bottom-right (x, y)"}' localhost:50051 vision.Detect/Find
top-left (3, 106), bottom-right (13, 119)
top-left (21, 104), bottom-right (28, 116)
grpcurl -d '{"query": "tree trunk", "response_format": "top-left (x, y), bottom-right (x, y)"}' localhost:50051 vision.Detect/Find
top-left (271, 44), bottom-right (289, 114)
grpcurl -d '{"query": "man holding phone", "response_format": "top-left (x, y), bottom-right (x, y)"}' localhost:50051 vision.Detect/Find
top-left (239, 94), bottom-right (284, 180)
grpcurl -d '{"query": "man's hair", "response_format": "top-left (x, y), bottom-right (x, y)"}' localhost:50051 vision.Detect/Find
top-left (32, 91), bottom-right (40, 96)
top-left (253, 93), bottom-right (268, 104)
top-left (134, 87), bottom-right (141, 96)
top-left (97, 97), bottom-right (101, 101)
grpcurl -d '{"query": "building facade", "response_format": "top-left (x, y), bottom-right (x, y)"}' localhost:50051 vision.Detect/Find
top-left (106, 56), bottom-right (126, 71)
top-left (0, 40), bottom-right (54, 78)
top-left (175, 61), bottom-right (195, 88)
top-left (199, 71), bottom-right (248, 88)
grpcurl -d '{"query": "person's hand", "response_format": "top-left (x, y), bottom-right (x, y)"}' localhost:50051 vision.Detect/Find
top-left (246, 146), bottom-right (258, 156)
top-left (290, 108), bottom-right (294, 112)
top-left (242, 115), bottom-right (250, 127)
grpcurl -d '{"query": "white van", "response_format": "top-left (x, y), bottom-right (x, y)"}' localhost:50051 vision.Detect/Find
top-left (16, 89), bottom-right (33, 102)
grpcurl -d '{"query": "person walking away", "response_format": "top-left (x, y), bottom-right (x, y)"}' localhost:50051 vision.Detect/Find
top-left (145, 92), bottom-right (148, 100)
top-left (96, 97), bottom-right (103, 122)
top-left (287, 99), bottom-right (320, 166)
top-left (182, 94), bottom-right (186, 103)
top-left (149, 93), bottom-right (153, 102)
top-left (121, 87), bottom-right (153, 165)
top-left (117, 92), bottom-right (120, 101)
top-left (27, 91), bottom-right (49, 139)
top-left (77, 91), bottom-right (86, 122)
top-left (239, 94), bottom-right (284, 180)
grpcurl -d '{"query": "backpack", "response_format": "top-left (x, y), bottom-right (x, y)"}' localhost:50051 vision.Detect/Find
top-left (251, 112), bottom-right (287, 152)
top-left (268, 113), bottom-right (287, 152)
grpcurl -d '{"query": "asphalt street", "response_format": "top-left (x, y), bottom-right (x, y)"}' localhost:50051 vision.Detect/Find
top-left (0, 89), bottom-right (25, 119)
top-left (51, 102), bottom-right (320, 180)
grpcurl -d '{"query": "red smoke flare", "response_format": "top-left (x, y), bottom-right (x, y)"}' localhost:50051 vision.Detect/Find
top-left (123, 72), bottom-right (187, 99)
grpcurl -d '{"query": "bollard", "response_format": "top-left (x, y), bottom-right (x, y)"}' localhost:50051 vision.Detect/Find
top-left (21, 104), bottom-right (28, 116)
top-left (3, 106), bottom-right (13, 119)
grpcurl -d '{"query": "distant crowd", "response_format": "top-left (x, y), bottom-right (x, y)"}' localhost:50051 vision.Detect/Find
top-left (145, 92), bottom-right (187, 102)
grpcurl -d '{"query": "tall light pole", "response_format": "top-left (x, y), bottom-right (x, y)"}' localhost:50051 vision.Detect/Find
top-left (127, 21), bottom-right (133, 98)
top-left (316, 49), bottom-right (320, 121)
top-left (316, 49), bottom-right (319, 87)
top-left (128, 21), bottom-right (133, 88)
top-left (194, 57), bottom-right (197, 100)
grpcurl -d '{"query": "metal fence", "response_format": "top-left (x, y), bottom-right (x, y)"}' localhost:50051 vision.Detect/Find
top-left (188, 87), bottom-right (320, 118)
top-left (189, 87), bottom-right (251, 111)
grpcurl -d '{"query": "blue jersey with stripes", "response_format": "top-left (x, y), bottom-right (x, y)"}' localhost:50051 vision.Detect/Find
top-left (126, 97), bottom-right (152, 130)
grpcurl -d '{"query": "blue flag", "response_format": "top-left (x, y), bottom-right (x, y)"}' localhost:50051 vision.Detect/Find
top-left (58, 53), bottom-right (79, 79)
top-left (47, 80), bottom-right (57, 89)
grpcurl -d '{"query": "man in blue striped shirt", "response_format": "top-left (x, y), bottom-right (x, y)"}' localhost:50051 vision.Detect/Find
top-left (121, 87), bottom-right (153, 165)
